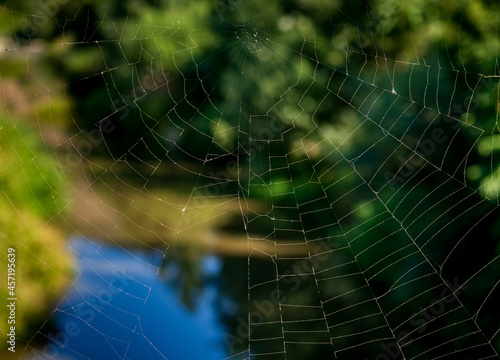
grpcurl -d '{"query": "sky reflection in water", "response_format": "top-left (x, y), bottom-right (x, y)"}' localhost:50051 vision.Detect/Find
top-left (49, 238), bottom-right (228, 360)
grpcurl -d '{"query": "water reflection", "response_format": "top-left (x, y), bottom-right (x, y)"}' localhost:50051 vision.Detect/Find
top-left (41, 238), bottom-right (228, 360)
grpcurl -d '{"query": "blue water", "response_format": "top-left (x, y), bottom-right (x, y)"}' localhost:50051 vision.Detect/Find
top-left (38, 238), bottom-right (228, 360)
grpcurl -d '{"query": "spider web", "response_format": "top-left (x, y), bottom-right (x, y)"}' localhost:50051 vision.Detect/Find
top-left (0, 1), bottom-right (500, 359)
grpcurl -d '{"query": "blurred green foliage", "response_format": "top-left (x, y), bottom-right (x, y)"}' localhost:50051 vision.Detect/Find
top-left (0, 113), bottom-right (72, 348)
top-left (0, 118), bottom-right (68, 219)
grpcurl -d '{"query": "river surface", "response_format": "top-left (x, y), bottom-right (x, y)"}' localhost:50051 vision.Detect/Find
top-left (35, 237), bottom-right (229, 360)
